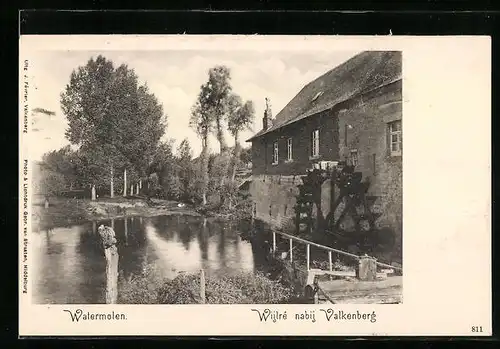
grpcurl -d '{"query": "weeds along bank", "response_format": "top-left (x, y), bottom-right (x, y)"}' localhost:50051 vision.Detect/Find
top-left (118, 264), bottom-right (296, 305)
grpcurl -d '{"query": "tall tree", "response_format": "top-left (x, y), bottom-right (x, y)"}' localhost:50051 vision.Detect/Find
top-left (189, 98), bottom-right (212, 205)
top-left (60, 56), bottom-right (166, 199)
top-left (203, 66), bottom-right (232, 154)
top-left (227, 98), bottom-right (255, 181)
top-left (176, 139), bottom-right (195, 202)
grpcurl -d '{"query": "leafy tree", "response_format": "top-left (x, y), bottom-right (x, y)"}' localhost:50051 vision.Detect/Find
top-left (239, 146), bottom-right (252, 164)
top-left (41, 146), bottom-right (79, 189)
top-left (203, 66), bottom-right (232, 154)
top-left (60, 56), bottom-right (166, 199)
top-left (176, 139), bottom-right (196, 202)
top-left (227, 98), bottom-right (255, 181)
top-left (189, 94), bottom-right (213, 205)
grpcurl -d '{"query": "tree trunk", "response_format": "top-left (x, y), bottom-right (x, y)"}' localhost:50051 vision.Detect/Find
top-left (136, 183), bottom-right (139, 195)
top-left (123, 168), bottom-right (127, 197)
top-left (110, 163), bottom-right (114, 198)
top-left (231, 133), bottom-right (241, 182)
top-left (201, 135), bottom-right (209, 206)
top-left (216, 116), bottom-right (227, 153)
top-left (91, 184), bottom-right (96, 201)
top-left (130, 185), bottom-right (133, 196)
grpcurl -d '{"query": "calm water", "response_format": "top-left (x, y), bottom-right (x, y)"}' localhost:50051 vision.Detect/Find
top-left (32, 215), bottom-right (269, 304)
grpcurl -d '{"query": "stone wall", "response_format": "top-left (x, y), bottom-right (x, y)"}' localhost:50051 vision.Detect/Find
top-left (336, 80), bottom-right (402, 253)
top-left (250, 174), bottom-right (334, 232)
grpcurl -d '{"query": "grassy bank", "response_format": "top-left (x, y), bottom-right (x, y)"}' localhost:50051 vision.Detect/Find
top-left (32, 195), bottom-right (201, 230)
top-left (118, 264), bottom-right (294, 304)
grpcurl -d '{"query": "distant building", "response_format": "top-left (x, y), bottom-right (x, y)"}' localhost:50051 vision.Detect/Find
top-left (246, 51), bottom-right (402, 247)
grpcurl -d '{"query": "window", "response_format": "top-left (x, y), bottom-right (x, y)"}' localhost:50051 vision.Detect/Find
top-left (311, 129), bottom-right (320, 157)
top-left (286, 138), bottom-right (293, 161)
top-left (350, 149), bottom-right (358, 167)
top-left (389, 120), bottom-right (402, 156)
top-left (272, 141), bottom-right (279, 164)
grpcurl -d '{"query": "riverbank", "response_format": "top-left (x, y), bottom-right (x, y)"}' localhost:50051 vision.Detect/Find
top-left (32, 196), bottom-right (201, 230)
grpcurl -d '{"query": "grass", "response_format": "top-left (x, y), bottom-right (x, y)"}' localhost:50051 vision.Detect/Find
top-left (118, 264), bottom-right (293, 304)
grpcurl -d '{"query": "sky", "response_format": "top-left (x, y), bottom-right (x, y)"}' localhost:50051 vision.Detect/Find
top-left (29, 49), bottom-right (359, 160)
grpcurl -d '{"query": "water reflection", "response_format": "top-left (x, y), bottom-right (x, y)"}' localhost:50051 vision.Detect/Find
top-left (33, 215), bottom-right (262, 304)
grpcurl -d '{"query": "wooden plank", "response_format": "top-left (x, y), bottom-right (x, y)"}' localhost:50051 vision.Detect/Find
top-left (317, 276), bottom-right (402, 304)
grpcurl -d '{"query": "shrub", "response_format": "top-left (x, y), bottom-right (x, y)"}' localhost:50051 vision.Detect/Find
top-left (118, 266), bottom-right (293, 304)
top-left (118, 264), bottom-right (164, 304)
top-left (157, 271), bottom-right (292, 304)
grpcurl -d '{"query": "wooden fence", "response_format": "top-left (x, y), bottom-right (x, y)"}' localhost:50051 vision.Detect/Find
top-left (270, 230), bottom-right (402, 273)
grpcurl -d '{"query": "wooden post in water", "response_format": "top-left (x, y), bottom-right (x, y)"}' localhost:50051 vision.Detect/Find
top-left (289, 238), bottom-right (293, 262)
top-left (98, 225), bottom-right (119, 304)
top-left (306, 243), bottom-right (310, 271)
top-left (328, 251), bottom-right (333, 271)
top-left (44, 197), bottom-right (49, 209)
top-left (200, 269), bottom-right (206, 304)
top-left (272, 231), bottom-right (276, 253)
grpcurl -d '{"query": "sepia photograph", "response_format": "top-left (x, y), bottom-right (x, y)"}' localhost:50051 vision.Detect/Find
top-left (19, 35), bottom-right (490, 336)
top-left (29, 48), bottom-right (402, 306)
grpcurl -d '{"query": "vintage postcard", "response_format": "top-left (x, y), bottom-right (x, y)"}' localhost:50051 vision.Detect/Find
top-left (19, 35), bottom-right (491, 336)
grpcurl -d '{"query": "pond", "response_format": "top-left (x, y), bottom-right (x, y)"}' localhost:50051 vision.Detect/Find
top-left (31, 215), bottom-right (270, 304)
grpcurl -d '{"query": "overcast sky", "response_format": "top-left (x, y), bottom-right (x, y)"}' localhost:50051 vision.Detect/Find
top-left (29, 49), bottom-right (359, 160)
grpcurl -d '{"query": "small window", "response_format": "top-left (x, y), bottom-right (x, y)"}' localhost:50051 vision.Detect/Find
top-left (286, 138), bottom-right (293, 161)
top-left (389, 120), bottom-right (402, 156)
top-left (350, 149), bottom-right (358, 167)
top-left (311, 129), bottom-right (320, 157)
top-left (272, 141), bottom-right (279, 164)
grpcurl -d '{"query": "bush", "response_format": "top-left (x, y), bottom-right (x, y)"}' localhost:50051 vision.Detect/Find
top-left (157, 271), bottom-right (292, 304)
top-left (118, 266), bottom-right (293, 304)
top-left (118, 264), bottom-right (164, 304)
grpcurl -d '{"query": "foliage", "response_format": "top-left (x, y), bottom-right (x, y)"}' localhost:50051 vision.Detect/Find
top-left (38, 169), bottom-right (68, 196)
top-left (118, 264), bottom-right (164, 304)
top-left (60, 55), bottom-right (166, 197)
top-left (119, 266), bottom-right (293, 305)
top-left (157, 271), bottom-right (292, 304)
top-left (239, 146), bottom-right (252, 164)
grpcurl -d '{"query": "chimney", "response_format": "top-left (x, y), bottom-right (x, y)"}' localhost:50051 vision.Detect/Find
top-left (262, 98), bottom-right (273, 130)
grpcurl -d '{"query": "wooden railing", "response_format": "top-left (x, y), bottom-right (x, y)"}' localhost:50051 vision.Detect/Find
top-left (271, 230), bottom-right (402, 272)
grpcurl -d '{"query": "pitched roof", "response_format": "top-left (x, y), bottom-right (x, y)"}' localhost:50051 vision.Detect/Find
top-left (247, 51), bottom-right (402, 142)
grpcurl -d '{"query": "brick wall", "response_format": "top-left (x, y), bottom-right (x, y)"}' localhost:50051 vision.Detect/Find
top-left (249, 174), bottom-right (302, 230)
top-left (250, 110), bottom-right (339, 176)
top-left (336, 80), bottom-right (402, 248)
top-left (249, 174), bottom-right (334, 232)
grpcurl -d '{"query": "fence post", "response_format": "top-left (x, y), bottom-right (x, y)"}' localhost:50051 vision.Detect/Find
top-left (328, 251), bottom-right (333, 271)
top-left (289, 238), bottom-right (293, 262)
top-left (200, 269), bottom-right (206, 304)
top-left (272, 231), bottom-right (276, 253)
top-left (306, 243), bottom-right (310, 271)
